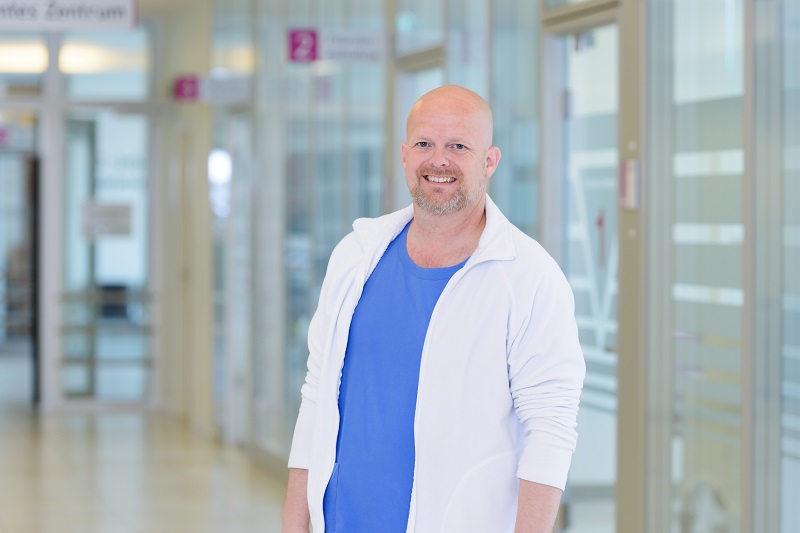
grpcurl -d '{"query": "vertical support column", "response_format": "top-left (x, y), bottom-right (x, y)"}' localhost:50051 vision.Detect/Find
top-left (643, 1), bottom-right (675, 531)
top-left (251, 0), bottom-right (288, 457)
top-left (39, 32), bottom-right (65, 411)
top-left (615, 0), bottom-right (646, 531)
top-left (747, 0), bottom-right (784, 531)
top-left (159, 0), bottom-right (215, 435)
top-left (149, 20), bottom-right (166, 412)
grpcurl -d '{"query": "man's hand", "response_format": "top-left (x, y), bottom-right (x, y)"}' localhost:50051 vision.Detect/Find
top-left (282, 468), bottom-right (310, 533)
top-left (514, 479), bottom-right (563, 533)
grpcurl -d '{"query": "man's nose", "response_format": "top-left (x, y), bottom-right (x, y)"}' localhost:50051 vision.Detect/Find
top-left (429, 145), bottom-right (450, 167)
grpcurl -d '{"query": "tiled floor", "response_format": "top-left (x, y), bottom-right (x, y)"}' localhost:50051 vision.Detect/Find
top-left (0, 351), bottom-right (288, 533)
top-left (0, 348), bottom-right (613, 533)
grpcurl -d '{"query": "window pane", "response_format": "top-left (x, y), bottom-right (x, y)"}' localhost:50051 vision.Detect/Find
top-left (212, 0), bottom-right (254, 74)
top-left (649, 0), bottom-right (745, 528)
top-left (490, 0), bottom-right (539, 237)
top-left (0, 33), bottom-right (47, 98)
top-left (63, 111), bottom-right (151, 403)
top-left (61, 28), bottom-right (150, 101)
top-left (447, 0), bottom-right (488, 95)
top-left (783, 1), bottom-right (800, 530)
top-left (284, 60), bottom-right (387, 451)
top-left (251, 0), bottom-right (387, 457)
top-left (396, 0), bottom-right (444, 55)
top-left (560, 24), bottom-right (618, 532)
top-left (0, 110), bottom-right (37, 352)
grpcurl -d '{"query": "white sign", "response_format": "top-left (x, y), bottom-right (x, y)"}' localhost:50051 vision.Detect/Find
top-left (203, 75), bottom-right (251, 105)
top-left (319, 29), bottom-right (386, 62)
top-left (82, 202), bottom-right (132, 240)
top-left (287, 28), bottom-right (387, 63)
top-left (0, 0), bottom-right (137, 31)
top-left (173, 74), bottom-right (252, 105)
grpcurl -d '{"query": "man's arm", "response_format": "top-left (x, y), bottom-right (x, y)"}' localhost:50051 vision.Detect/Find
top-left (282, 468), bottom-right (310, 533)
top-left (514, 479), bottom-right (563, 533)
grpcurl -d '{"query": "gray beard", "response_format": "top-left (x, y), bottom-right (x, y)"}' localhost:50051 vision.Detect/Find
top-left (411, 183), bottom-right (482, 216)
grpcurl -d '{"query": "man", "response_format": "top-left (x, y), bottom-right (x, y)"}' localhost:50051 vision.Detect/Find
top-left (282, 85), bottom-right (585, 532)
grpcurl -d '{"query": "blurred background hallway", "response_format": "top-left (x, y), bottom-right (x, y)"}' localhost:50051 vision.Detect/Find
top-left (0, 0), bottom-right (797, 531)
top-left (0, 349), bottom-right (286, 533)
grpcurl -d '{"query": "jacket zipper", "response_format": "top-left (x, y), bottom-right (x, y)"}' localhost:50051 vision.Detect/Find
top-left (405, 257), bottom-right (483, 533)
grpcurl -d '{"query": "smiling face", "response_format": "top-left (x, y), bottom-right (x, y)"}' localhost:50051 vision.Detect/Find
top-left (401, 86), bottom-right (501, 217)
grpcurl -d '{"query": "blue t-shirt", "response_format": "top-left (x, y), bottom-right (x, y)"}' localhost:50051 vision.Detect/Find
top-left (322, 222), bottom-right (467, 532)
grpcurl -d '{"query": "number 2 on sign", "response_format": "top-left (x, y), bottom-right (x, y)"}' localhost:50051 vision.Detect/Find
top-left (290, 30), bottom-right (318, 62)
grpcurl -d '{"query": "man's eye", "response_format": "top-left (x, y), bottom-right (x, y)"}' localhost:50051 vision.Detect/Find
top-left (416, 141), bottom-right (429, 148)
top-left (453, 144), bottom-right (466, 150)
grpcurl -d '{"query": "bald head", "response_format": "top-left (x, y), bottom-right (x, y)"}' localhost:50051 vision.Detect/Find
top-left (406, 85), bottom-right (494, 148)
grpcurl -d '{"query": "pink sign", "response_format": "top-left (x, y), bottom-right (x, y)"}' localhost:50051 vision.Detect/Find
top-left (173, 75), bottom-right (200, 101)
top-left (0, 127), bottom-right (7, 147)
top-left (289, 29), bottom-right (318, 62)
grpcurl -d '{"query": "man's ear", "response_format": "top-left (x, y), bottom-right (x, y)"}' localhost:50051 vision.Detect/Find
top-left (484, 146), bottom-right (502, 180)
top-left (401, 142), bottom-right (408, 169)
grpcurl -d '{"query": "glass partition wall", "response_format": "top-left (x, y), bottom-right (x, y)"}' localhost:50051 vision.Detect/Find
top-left (647, 0), bottom-right (799, 530)
top-left (674, 0), bottom-right (743, 527)
top-left (0, 109), bottom-right (39, 406)
top-left (560, 24), bottom-right (619, 532)
top-left (246, 0), bottom-right (548, 465)
top-left (58, 27), bottom-right (155, 405)
top-left (0, 28), bottom-right (157, 410)
top-left (779, 1), bottom-right (799, 530)
top-left (0, 27), bottom-right (158, 409)
top-left (541, 7), bottom-right (620, 528)
top-left (396, 0), bottom-right (445, 55)
top-left (216, 2), bottom-right (800, 531)
top-left (490, 0), bottom-right (540, 237)
top-left (0, 32), bottom-right (45, 408)
top-left (647, 0), bottom-right (748, 527)
top-left (249, 0), bottom-right (387, 458)
top-left (63, 112), bottom-right (152, 401)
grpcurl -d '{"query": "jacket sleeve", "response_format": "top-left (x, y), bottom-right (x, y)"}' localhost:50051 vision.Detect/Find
top-left (287, 234), bottom-right (355, 469)
top-left (286, 297), bottom-right (325, 469)
top-left (507, 258), bottom-right (586, 490)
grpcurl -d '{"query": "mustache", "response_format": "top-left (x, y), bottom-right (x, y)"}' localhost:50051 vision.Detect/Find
top-left (416, 166), bottom-right (463, 179)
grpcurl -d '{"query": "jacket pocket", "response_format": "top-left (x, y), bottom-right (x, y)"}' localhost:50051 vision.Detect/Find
top-left (440, 451), bottom-right (518, 533)
top-left (322, 463), bottom-right (340, 533)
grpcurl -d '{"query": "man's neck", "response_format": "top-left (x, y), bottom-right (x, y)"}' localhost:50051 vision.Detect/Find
top-left (406, 199), bottom-right (487, 268)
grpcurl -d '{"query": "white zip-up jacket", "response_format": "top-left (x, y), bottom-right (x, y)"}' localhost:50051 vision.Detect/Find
top-left (288, 196), bottom-right (585, 533)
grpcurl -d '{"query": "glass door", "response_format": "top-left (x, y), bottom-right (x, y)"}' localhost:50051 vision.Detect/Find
top-left (543, 23), bottom-right (618, 532)
top-left (62, 110), bottom-right (153, 403)
top-left (646, 1), bottom-right (746, 529)
top-left (0, 109), bottom-right (39, 406)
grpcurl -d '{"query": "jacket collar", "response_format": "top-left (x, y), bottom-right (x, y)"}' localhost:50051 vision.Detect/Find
top-left (352, 195), bottom-right (517, 264)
